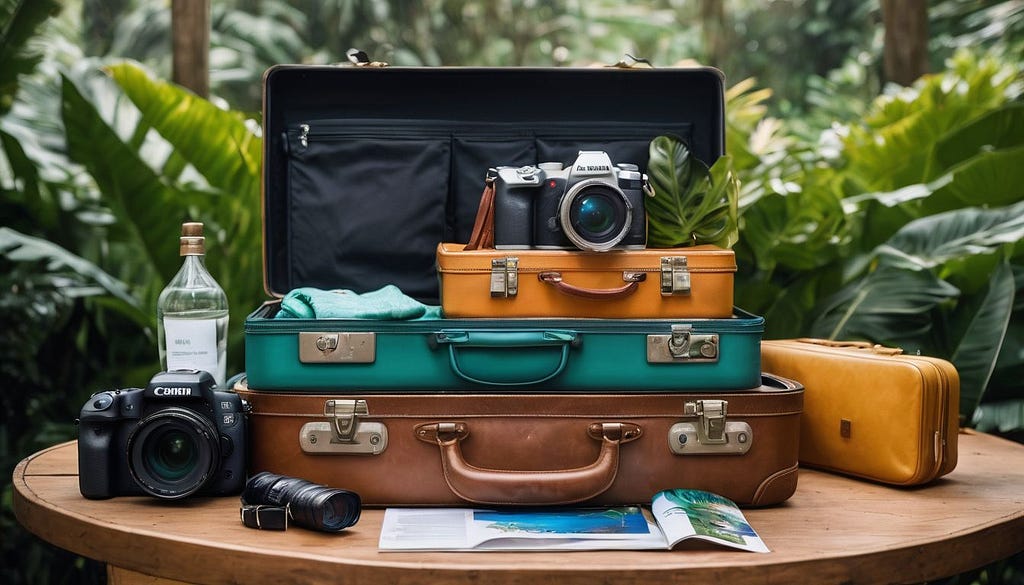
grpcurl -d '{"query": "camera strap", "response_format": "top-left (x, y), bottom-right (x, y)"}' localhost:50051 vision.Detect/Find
top-left (239, 502), bottom-right (290, 531)
top-left (464, 173), bottom-right (496, 250)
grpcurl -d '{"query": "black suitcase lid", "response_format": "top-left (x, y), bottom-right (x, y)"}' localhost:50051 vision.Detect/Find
top-left (262, 65), bottom-right (726, 304)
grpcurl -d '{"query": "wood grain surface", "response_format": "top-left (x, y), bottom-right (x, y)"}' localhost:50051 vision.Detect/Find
top-left (13, 431), bottom-right (1024, 585)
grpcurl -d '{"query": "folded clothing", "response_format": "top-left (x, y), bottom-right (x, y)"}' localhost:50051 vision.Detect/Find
top-left (276, 285), bottom-right (443, 320)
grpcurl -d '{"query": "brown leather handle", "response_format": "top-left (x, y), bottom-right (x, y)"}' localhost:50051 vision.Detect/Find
top-left (537, 271), bottom-right (646, 300)
top-left (464, 180), bottom-right (495, 250)
top-left (414, 421), bottom-right (641, 505)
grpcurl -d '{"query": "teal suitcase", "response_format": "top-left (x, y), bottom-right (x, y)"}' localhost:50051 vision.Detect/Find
top-left (244, 303), bottom-right (762, 392)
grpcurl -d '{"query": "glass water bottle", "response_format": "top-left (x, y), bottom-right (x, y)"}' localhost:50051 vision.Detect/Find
top-left (157, 222), bottom-right (229, 386)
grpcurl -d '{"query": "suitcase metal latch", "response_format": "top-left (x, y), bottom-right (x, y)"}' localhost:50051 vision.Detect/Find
top-left (298, 332), bottom-right (376, 364)
top-left (660, 256), bottom-right (691, 296)
top-left (490, 257), bottom-right (519, 298)
top-left (646, 325), bottom-right (719, 363)
top-left (669, 399), bottom-right (752, 456)
top-left (299, 399), bottom-right (388, 455)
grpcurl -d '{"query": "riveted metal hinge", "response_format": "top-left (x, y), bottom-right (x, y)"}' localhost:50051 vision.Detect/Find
top-left (490, 257), bottom-right (519, 298)
top-left (660, 256), bottom-right (691, 296)
top-left (646, 324), bottom-right (719, 363)
top-left (669, 399), bottom-right (752, 455)
top-left (299, 399), bottom-right (387, 455)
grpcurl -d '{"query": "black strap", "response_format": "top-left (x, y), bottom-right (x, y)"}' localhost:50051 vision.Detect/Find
top-left (240, 503), bottom-right (290, 531)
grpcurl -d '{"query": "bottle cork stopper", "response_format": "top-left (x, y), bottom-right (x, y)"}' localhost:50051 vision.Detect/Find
top-left (179, 222), bottom-right (206, 256)
top-left (181, 222), bottom-right (204, 237)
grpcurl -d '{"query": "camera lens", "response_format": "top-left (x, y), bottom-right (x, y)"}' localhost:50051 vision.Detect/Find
top-left (128, 407), bottom-right (219, 499)
top-left (575, 193), bottom-right (617, 235)
top-left (243, 471), bottom-right (361, 532)
top-left (147, 428), bottom-right (198, 481)
top-left (559, 180), bottom-right (632, 251)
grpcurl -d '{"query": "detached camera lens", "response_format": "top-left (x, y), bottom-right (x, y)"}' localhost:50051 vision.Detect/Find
top-left (129, 407), bottom-right (219, 499)
top-left (243, 471), bottom-right (361, 532)
top-left (559, 180), bottom-right (632, 251)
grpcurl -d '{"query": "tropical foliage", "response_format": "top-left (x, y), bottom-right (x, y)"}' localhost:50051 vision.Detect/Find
top-left (2, 1), bottom-right (1023, 584)
top-left (730, 48), bottom-right (1024, 428)
top-left (645, 136), bottom-right (739, 249)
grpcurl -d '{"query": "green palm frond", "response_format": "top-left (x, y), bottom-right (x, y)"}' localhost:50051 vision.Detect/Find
top-left (0, 0), bottom-right (60, 114)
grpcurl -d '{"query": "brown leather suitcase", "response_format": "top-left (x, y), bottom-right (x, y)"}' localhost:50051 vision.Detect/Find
top-left (436, 243), bottom-right (736, 319)
top-left (235, 374), bottom-right (803, 507)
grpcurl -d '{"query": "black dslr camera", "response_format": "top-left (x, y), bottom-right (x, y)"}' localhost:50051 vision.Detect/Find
top-left (492, 150), bottom-right (648, 252)
top-left (77, 370), bottom-right (246, 500)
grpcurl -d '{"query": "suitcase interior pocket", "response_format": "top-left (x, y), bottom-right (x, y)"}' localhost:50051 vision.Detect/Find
top-left (451, 136), bottom-right (536, 242)
top-left (535, 123), bottom-right (693, 175)
top-left (285, 123), bottom-right (450, 301)
top-left (280, 120), bottom-right (691, 302)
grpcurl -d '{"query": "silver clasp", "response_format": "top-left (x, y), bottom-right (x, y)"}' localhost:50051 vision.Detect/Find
top-left (490, 257), bottom-right (519, 298)
top-left (660, 256), bottom-right (691, 296)
top-left (669, 399), bottom-right (753, 456)
top-left (299, 399), bottom-right (388, 455)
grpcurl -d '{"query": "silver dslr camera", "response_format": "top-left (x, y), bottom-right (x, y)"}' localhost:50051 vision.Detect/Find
top-left (491, 150), bottom-right (648, 252)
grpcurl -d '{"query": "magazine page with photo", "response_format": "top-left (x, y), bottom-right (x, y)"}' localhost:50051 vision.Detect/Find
top-left (378, 489), bottom-right (768, 552)
top-left (651, 489), bottom-right (769, 553)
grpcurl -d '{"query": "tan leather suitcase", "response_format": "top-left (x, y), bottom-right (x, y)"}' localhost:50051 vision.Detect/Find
top-left (235, 374), bottom-right (803, 507)
top-left (761, 339), bottom-right (959, 486)
top-left (436, 243), bottom-right (736, 319)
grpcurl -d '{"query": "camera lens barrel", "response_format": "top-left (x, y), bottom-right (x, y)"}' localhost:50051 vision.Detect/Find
top-left (559, 179), bottom-right (633, 251)
top-left (127, 407), bottom-right (220, 500)
top-left (243, 471), bottom-right (361, 532)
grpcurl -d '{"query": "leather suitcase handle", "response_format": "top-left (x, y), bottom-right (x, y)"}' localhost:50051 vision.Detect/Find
top-left (538, 271), bottom-right (646, 300)
top-left (793, 338), bottom-right (904, 356)
top-left (415, 421), bottom-right (642, 505)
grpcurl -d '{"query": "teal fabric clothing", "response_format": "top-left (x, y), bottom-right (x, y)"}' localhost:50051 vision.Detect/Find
top-left (276, 285), bottom-right (443, 320)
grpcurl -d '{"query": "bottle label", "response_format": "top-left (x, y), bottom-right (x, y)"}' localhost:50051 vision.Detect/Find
top-left (164, 318), bottom-right (219, 378)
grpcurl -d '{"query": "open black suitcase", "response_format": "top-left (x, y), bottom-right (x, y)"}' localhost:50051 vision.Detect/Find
top-left (246, 65), bottom-right (766, 392)
top-left (243, 64), bottom-right (803, 506)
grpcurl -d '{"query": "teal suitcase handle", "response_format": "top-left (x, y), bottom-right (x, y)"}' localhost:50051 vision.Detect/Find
top-left (433, 330), bottom-right (578, 386)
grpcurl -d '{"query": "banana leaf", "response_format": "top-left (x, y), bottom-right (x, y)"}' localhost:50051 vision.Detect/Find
top-left (811, 266), bottom-right (960, 342)
top-left (60, 73), bottom-right (187, 288)
top-left (876, 200), bottom-right (1024, 273)
top-left (951, 257), bottom-right (1016, 421)
top-left (0, 226), bottom-right (147, 325)
top-left (61, 64), bottom-right (266, 373)
top-left (841, 50), bottom-right (1018, 192)
top-left (100, 63), bottom-right (265, 369)
top-left (971, 399), bottom-right (1024, 434)
top-left (645, 135), bottom-right (738, 248)
top-left (932, 103), bottom-right (1024, 172)
top-left (0, 0), bottom-right (60, 114)
top-left (920, 144), bottom-right (1024, 215)
top-left (105, 62), bottom-right (261, 200)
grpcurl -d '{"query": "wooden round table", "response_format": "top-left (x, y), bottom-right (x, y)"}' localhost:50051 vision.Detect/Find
top-left (13, 431), bottom-right (1024, 585)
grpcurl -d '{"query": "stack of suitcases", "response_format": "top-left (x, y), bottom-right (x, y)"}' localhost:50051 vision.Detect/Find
top-left (238, 64), bottom-right (803, 508)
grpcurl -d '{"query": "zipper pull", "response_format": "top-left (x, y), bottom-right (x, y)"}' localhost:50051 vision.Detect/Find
top-left (298, 124), bottom-right (310, 148)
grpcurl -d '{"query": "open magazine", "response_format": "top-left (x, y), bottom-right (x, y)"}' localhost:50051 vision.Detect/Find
top-left (378, 489), bottom-right (768, 552)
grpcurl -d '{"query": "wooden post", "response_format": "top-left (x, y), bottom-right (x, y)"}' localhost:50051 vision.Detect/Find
top-left (698, 0), bottom-right (728, 69)
top-left (881, 0), bottom-right (929, 86)
top-left (171, 0), bottom-right (210, 97)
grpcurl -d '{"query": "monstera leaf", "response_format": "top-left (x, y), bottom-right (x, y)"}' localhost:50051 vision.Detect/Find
top-left (645, 135), bottom-right (738, 249)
